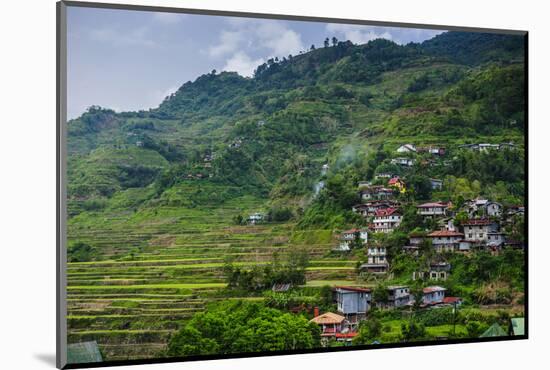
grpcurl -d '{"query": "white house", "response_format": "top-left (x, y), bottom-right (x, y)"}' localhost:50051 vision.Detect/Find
top-left (427, 230), bottom-right (464, 253)
top-left (396, 144), bottom-right (416, 153)
top-left (391, 157), bottom-right (415, 167)
top-left (373, 208), bottom-right (402, 233)
top-left (361, 245), bottom-right (388, 274)
top-left (248, 212), bottom-right (264, 225)
top-left (338, 229), bottom-right (368, 250)
top-left (416, 202), bottom-right (450, 217)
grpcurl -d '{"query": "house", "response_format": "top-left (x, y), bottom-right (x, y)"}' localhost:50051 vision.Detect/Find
top-left (338, 229), bottom-right (368, 250)
top-left (247, 212), bottom-right (264, 225)
top-left (413, 262), bottom-right (451, 281)
top-left (486, 232), bottom-right (506, 249)
top-left (360, 244), bottom-right (388, 274)
top-left (422, 286), bottom-right (446, 305)
top-left (416, 202), bottom-right (450, 218)
top-left (506, 205), bottom-right (525, 217)
top-left (373, 208), bottom-right (402, 233)
top-left (428, 262), bottom-right (451, 280)
top-left (504, 240), bottom-right (525, 250)
top-left (391, 157), bottom-right (415, 167)
top-left (462, 219), bottom-right (499, 243)
top-left (402, 245), bottom-right (420, 255)
top-left (417, 146), bottom-right (446, 156)
top-left (427, 230), bottom-right (464, 253)
top-left (358, 181), bottom-right (371, 188)
top-left (229, 138), bottom-right (243, 148)
top-left (272, 283), bottom-right (291, 292)
top-left (430, 178), bottom-right (443, 190)
top-left (352, 200), bottom-right (399, 218)
top-left (396, 144), bottom-right (416, 153)
top-left (442, 297), bottom-right (463, 307)
top-left (334, 286), bottom-right (372, 322)
top-left (402, 232), bottom-right (424, 255)
top-left (386, 286), bottom-right (411, 308)
top-left (409, 232), bottom-right (425, 246)
top-left (458, 239), bottom-right (474, 252)
top-left (359, 186), bottom-right (394, 201)
top-left (388, 177), bottom-right (406, 193)
top-left (485, 201), bottom-right (503, 217)
top-left (309, 311), bottom-right (346, 338)
top-left (375, 172), bottom-right (393, 179)
top-left (321, 164), bottom-right (329, 175)
top-left (459, 143), bottom-right (500, 152)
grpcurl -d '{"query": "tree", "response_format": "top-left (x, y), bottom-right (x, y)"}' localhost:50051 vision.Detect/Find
top-left (350, 230), bottom-right (364, 249)
top-left (232, 214), bottom-right (244, 225)
top-left (310, 44), bottom-right (316, 51)
top-left (331, 37), bottom-right (338, 46)
top-left (372, 284), bottom-right (388, 306)
top-left (354, 317), bottom-right (382, 344)
top-left (400, 321), bottom-right (426, 341)
top-left (167, 301), bottom-right (320, 356)
top-left (324, 37), bottom-right (330, 48)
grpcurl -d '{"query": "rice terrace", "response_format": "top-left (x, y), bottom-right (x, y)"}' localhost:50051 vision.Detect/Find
top-left (64, 6), bottom-right (526, 365)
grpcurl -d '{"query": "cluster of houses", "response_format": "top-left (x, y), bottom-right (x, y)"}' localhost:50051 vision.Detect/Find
top-left (309, 285), bottom-right (460, 344)
top-left (458, 142), bottom-right (516, 152)
top-left (338, 153), bottom-right (524, 275)
top-left (396, 143), bottom-right (446, 156)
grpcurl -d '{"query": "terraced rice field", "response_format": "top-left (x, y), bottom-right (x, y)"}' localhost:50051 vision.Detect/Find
top-left (67, 191), bottom-right (360, 361)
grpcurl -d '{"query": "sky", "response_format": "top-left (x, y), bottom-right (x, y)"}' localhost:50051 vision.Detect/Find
top-left (67, 6), bottom-right (445, 119)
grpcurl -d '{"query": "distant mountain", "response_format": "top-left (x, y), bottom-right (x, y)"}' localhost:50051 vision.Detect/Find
top-left (66, 31), bottom-right (525, 214)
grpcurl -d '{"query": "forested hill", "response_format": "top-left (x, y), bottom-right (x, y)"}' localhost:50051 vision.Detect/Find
top-left (67, 31), bottom-right (525, 217)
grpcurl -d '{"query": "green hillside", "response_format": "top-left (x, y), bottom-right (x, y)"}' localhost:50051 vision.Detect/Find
top-left (66, 31), bottom-right (526, 362)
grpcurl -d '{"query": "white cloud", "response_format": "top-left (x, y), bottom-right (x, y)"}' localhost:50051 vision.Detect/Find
top-left (89, 26), bottom-right (156, 47)
top-left (326, 24), bottom-right (394, 45)
top-left (152, 12), bottom-right (185, 25)
top-left (256, 22), bottom-right (304, 57)
top-left (208, 30), bottom-right (243, 57)
top-left (222, 52), bottom-right (264, 77)
top-left (326, 24), bottom-right (443, 45)
top-left (208, 20), bottom-right (304, 77)
top-left (150, 85), bottom-right (179, 105)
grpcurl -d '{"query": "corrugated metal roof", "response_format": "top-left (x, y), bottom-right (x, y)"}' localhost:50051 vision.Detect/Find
top-left (67, 341), bottom-right (103, 364)
top-left (511, 317), bottom-right (525, 336)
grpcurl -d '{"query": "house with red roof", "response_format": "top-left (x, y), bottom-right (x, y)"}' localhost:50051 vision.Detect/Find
top-left (352, 200), bottom-right (399, 218)
top-left (416, 201), bottom-right (450, 217)
top-left (388, 176), bottom-right (406, 193)
top-left (427, 229), bottom-right (465, 253)
top-left (373, 208), bottom-right (402, 233)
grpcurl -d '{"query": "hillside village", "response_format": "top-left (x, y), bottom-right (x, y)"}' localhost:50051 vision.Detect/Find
top-left (247, 141), bottom-right (525, 344)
